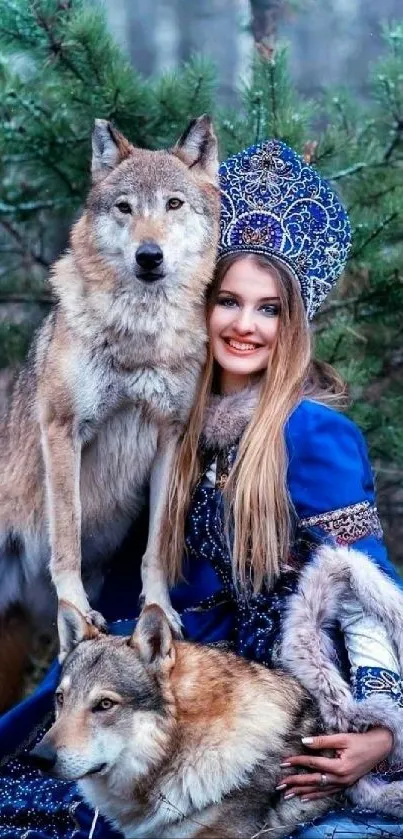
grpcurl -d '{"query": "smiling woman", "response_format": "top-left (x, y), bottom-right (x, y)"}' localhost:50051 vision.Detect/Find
top-left (208, 254), bottom-right (281, 393)
top-left (157, 139), bottom-right (403, 836)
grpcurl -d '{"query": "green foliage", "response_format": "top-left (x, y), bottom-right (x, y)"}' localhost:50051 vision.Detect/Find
top-left (309, 24), bottom-right (403, 467)
top-left (0, 1), bottom-right (402, 500)
top-left (0, 322), bottom-right (32, 367)
top-left (218, 46), bottom-right (315, 154)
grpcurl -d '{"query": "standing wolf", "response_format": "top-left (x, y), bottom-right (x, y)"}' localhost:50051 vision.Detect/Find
top-left (0, 116), bottom-right (220, 692)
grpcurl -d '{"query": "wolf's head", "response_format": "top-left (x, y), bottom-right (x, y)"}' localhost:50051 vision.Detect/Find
top-left (64, 116), bottom-right (220, 312)
top-left (29, 603), bottom-right (178, 783)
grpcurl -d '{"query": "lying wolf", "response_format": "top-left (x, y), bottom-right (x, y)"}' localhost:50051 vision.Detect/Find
top-left (0, 116), bottom-right (219, 671)
top-left (30, 603), bottom-right (333, 839)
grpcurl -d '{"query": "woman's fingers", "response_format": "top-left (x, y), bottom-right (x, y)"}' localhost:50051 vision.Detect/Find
top-left (278, 772), bottom-right (340, 790)
top-left (301, 734), bottom-right (348, 750)
top-left (285, 784), bottom-right (340, 800)
top-left (281, 754), bottom-right (343, 774)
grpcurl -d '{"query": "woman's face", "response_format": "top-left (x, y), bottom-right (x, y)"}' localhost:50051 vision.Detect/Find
top-left (209, 257), bottom-right (281, 394)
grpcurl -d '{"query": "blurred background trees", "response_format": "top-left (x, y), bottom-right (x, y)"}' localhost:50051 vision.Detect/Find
top-left (0, 0), bottom-right (402, 564)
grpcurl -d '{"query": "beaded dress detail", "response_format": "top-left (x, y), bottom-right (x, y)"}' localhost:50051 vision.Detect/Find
top-left (183, 443), bottom-right (302, 668)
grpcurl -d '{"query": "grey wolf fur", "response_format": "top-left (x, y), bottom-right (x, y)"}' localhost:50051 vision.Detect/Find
top-left (0, 116), bottom-right (220, 656)
top-left (30, 603), bottom-right (333, 839)
top-left (281, 544), bottom-right (403, 818)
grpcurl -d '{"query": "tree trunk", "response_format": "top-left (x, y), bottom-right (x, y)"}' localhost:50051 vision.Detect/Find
top-left (249, 0), bottom-right (284, 45)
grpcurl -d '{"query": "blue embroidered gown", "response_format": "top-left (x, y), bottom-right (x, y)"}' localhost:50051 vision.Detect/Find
top-left (0, 399), bottom-right (402, 839)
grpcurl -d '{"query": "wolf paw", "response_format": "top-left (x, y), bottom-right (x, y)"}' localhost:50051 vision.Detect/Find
top-left (85, 609), bottom-right (108, 633)
top-left (57, 602), bottom-right (108, 663)
top-left (161, 604), bottom-right (183, 639)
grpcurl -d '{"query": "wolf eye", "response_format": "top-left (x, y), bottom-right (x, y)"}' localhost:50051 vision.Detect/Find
top-left (93, 697), bottom-right (116, 712)
top-left (166, 197), bottom-right (184, 211)
top-left (55, 691), bottom-right (64, 708)
top-left (115, 201), bottom-right (132, 214)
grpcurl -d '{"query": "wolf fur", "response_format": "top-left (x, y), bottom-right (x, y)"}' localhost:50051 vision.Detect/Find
top-left (0, 116), bottom-right (220, 667)
top-left (30, 603), bottom-right (334, 839)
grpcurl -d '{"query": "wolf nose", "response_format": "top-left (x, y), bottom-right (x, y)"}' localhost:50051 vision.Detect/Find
top-left (28, 742), bottom-right (57, 772)
top-left (135, 242), bottom-right (163, 271)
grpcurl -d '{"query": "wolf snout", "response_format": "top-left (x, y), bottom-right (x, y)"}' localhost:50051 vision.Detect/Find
top-left (135, 242), bottom-right (164, 280)
top-left (28, 742), bottom-right (57, 772)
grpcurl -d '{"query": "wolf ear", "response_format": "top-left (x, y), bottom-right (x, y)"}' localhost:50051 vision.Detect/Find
top-left (57, 600), bottom-right (101, 662)
top-left (129, 605), bottom-right (175, 671)
top-left (172, 114), bottom-right (219, 182)
top-left (91, 119), bottom-right (133, 183)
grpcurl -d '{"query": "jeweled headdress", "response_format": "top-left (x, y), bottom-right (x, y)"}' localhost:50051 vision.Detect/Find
top-left (218, 140), bottom-right (351, 319)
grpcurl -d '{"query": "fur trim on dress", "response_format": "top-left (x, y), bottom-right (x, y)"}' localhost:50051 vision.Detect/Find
top-left (281, 544), bottom-right (403, 816)
top-left (200, 385), bottom-right (260, 449)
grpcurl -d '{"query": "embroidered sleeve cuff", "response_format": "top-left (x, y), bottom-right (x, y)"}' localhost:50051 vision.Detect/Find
top-left (299, 500), bottom-right (383, 545)
top-left (352, 666), bottom-right (403, 708)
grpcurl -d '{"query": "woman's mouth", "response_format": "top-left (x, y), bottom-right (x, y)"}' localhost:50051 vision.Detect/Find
top-left (223, 338), bottom-right (262, 355)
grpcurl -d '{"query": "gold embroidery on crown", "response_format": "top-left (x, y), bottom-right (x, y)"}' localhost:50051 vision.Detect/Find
top-left (300, 500), bottom-right (383, 544)
top-left (242, 225), bottom-right (271, 246)
top-left (261, 150), bottom-right (277, 169)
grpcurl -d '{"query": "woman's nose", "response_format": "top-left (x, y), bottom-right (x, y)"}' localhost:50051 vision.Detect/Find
top-left (231, 307), bottom-right (254, 333)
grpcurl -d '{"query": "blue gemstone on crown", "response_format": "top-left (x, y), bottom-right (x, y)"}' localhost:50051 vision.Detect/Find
top-left (218, 140), bottom-right (351, 319)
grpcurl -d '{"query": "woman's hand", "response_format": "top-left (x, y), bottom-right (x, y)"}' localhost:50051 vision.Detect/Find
top-left (277, 727), bottom-right (393, 802)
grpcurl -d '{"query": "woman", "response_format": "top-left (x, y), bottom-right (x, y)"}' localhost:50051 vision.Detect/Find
top-left (0, 140), bottom-right (402, 839)
top-left (161, 140), bottom-right (403, 833)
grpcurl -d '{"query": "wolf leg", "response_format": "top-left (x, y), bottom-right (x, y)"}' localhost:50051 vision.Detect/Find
top-left (189, 793), bottom-right (334, 839)
top-left (140, 436), bottom-right (182, 636)
top-left (253, 795), bottom-right (335, 839)
top-left (39, 407), bottom-right (106, 656)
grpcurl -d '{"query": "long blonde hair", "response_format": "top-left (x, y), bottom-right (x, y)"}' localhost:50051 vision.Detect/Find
top-left (161, 253), bottom-right (347, 592)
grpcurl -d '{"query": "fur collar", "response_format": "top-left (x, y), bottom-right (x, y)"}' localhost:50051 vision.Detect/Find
top-left (201, 385), bottom-right (260, 449)
top-left (281, 545), bottom-right (403, 817)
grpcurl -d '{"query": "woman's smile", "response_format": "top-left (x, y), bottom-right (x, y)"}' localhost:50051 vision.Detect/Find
top-left (222, 336), bottom-right (264, 355)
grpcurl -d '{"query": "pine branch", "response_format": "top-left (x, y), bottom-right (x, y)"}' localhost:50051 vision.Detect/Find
top-left (384, 117), bottom-right (403, 161)
top-left (350, 213), bottom-right (399, 260)
top-left (330, 161), bottom-right (370, 181)
top-left (0, 293), bottom-right (52, 305)
top-left (268, 58), bottom-right (278, 137)
top-left (76, 29), bottom-right (103, 87)
top-left (0, 219), bottom-right (51, 268)
top-left (347, 183), bottom-right (400, 212)
top-left (317, 296), bottom-right (361, 316)
top-left (0, 199), bottom-right (74, 215)
top-left (333, 97), bottom-right (351, 137)
top-left (30, 2), bottom-right (86, 83)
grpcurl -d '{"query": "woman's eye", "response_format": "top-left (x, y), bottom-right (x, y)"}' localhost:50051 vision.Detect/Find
top-left (166, 197), bottom-right (184, 211)
top-left (93, 697), bottom-right (116, 713)
top-left (260, 304), bottom-right (280, 317)
top-left (115, 201), bottom-right (132, 214)
top-left (217, 297), bottom-right (237, 308)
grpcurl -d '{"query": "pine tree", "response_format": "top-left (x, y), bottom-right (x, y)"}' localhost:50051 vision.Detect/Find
top-left (0, 1), bottom-right (402, 557)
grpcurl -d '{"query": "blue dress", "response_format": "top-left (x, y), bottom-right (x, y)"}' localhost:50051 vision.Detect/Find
top-left (0, 399), bottom-right (402, 838)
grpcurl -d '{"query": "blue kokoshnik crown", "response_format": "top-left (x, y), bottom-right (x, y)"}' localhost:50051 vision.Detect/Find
top-left (218, 140), bottom-right (351, 319)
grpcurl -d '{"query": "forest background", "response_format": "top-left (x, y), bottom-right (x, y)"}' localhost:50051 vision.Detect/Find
top-left (0, 0), bottom-right (402, 566)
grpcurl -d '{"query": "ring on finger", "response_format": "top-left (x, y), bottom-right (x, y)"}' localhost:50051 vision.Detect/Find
top-left (319, 773), bottom-right (328, 787)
